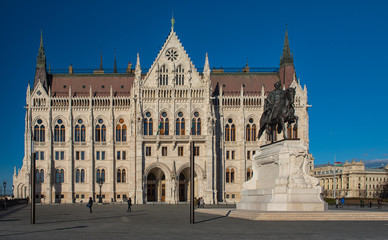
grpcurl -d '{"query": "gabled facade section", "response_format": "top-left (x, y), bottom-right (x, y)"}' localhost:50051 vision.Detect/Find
top-left (141, 28), bottom-right (203, 89)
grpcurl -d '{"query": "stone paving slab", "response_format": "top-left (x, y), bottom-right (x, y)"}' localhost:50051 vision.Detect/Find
top-left (0, 204), bottom-right (388, 239)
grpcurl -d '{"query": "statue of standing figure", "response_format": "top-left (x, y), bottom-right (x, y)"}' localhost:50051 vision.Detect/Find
top-left (258, 81), bottom-right (298, 142)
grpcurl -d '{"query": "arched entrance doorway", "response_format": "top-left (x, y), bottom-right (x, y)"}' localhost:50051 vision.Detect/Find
top-left (178, 168), bottom-right (197, 202)
top-left (146, 168), bottom-right (166, 202)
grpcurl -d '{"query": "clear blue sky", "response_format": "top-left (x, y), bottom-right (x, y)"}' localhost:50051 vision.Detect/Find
top-left (1, 0), bottom-right (387, 188)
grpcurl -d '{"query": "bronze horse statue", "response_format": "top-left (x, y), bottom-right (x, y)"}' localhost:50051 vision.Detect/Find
top-left (258, 87), bottom-right (298, 142)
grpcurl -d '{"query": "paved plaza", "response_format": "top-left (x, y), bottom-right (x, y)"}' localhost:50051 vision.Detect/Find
top-left (0, 204), bottom-right (388, 239)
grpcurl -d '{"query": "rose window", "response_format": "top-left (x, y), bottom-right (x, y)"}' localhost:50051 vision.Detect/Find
top-left (166, 48), bottom-right (178, 62)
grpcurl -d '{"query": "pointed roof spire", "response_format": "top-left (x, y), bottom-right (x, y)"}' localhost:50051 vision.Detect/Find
top-left (135, 53), bottom-right (141, 72)
top-left (280, 24), bottom-right (293, 66)
top-left (171, 12), bottom-right (175, 31)
top-left (113, 49), bottom-right (117, 73)
top-left (100, 50), bottom-right (103, 70)
top-left (37, 29), bottom-right (46, 68)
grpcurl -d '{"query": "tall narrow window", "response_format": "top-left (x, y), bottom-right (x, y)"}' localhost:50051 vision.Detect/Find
top-left (40, 169), bottom-right (44, 183)
top-left (101, 169), bottom-right (105, 183)
top-left (55, 169), bottom-right (60, 183)
top-left (159, 65), bottom-right (168, 85)
top-left (246, 124), bottom-right (251, 141)
top-left (35, 169), bottom-right (40, 183)
top-left (76, 169), bottom-right (80, 183)
top-left (34, 119), bottom-right (45, 142)
top-left (247, 167), bottom-right (253, 181)
top-left (60, 169), bottom-right (64, 183)
top-left (117, 169), bottom-right (122, 183)
top-left (175, 112), bottom-right (185, 135)
top-left (144, 112), bottom-right (153, 135)
top-left (252, 124), bottom-right (257, 141)
top-left (225, 124), bottom-right (230, 141)
top-left (191, 112), bottom-right (201, 135)
top-left (159, 112), bottom-right (169, 135)
top-left (81, 169), bottom-right (85, 183)
top-left (231, 124), bottom-right (236, 141)
top-left (54, 119), bottom-right (65, 142)
top-left (231, 168), bottom-right (235, 183)
top-left (116, 118), bottom-right (127, 142)
top-left (226, 168), bottom-right (230, 183)
top-left (96, 169), bottom-right (101, 182)
top-left (75, 119), bottom-right (85, 142)
top-left (176, 65), bottom-right (184, 85)
top-left (122, 169), bottom-right (126, 183)
top-left (95, 119), bottom-right (106, 142)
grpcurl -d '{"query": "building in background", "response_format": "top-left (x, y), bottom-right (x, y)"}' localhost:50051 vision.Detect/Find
top-left (13, 20), bottom-right (310, 204)
top-left (312, 160), bottom-right (388, 199)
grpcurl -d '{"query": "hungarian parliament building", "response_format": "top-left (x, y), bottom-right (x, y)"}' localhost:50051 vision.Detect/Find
top-left (13, 22), bottom-right (310, 204)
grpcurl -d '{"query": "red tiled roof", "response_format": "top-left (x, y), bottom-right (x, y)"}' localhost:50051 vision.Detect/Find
top-left (210, 73), bottom-right (281, 96)
top-left (50, 74), bottom-right (135, 97)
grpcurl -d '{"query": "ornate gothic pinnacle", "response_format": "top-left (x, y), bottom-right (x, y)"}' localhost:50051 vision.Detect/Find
top-left (280, 25), bottom-right (293, 66)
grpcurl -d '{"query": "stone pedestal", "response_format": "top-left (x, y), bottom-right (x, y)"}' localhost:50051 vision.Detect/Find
top-left (237, 140), bottom-right (327, 211)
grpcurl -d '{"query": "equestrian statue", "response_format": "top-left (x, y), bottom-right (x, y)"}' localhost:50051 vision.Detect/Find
top-left (258, 81), bottom-right (298, 142)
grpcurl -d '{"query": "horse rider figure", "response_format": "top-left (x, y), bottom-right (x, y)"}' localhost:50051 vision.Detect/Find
top-left (264, 81), bottom-right (285, 123)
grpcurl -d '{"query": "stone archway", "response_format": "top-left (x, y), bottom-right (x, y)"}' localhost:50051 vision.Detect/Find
top-left (146, 167), bottom-right (166, 202)
top-left (178, 168), bottom-right (198, 202)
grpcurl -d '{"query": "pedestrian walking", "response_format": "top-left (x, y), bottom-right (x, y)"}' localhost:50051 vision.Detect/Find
top-left (87, 197), bottom-right (93, 213)
top-left (200, 197), bottom-right (204, 208)
top-left (377, 198), bottom-right (382, 209)
top-left (127, 197), bottom-right (132, 212)
top-left (335, 198), bottom-right (339, 208)
top-left (340, 197), bottom-right (345, 208)
top-left (360, 199), bottom-right (365, 208)
top-left (197, 197), bottom-right (201, 208)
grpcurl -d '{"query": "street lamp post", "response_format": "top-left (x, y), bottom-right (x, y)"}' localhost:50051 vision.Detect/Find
top-left (3, 181), bottom-right (6, 197)
top-left (97, 178), bottom-right (103, 203)
top-left (12, 185), bottom-right (14, 199)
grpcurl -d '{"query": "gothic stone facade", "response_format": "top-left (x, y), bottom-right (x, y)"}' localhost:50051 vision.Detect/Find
top-left (13, 26), bottom-right (310, 204)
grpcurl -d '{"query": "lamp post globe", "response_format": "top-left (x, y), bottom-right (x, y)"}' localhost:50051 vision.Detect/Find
top-left (3, 181), bottom-right (6, 197)
top-left (97, 178), bottom-right (103, 203)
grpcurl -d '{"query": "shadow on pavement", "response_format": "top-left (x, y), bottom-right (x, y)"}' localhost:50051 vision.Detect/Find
top-left (0, 225), bottom-right (87, 238)
top-left (195, 211), bottom-right (231, 224)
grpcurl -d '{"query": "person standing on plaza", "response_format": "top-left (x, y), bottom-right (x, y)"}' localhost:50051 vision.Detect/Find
top-left (87, 197), bottom-right (93, 213)
top-left (335, 198), bottom-right (339, 208)
top-left (340, 197), bottom-right (345, 208)
top-left (200, 197), bottom-right (204, 208)
top-left (377, 198), bottom-right (382, 209)
top-left (127, 197), bottom-right (132, 212)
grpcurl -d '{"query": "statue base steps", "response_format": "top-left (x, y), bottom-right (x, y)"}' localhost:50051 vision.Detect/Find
top-left (237, 140), bottom-right (327, 212)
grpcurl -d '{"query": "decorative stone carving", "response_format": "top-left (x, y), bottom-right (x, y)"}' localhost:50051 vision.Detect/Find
top-left (237, 140), bottom-right (327, 211)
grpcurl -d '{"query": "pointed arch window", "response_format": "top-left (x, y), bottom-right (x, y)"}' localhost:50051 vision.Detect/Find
top-left (176, 65), bottom-right (184, 85)
top-left (122, 169), bottom-right (126, 183)
top-left (116, 118), bottom-right (127, 142)
top-left (231, 124), bottom-right (236, 141)
top-left (246, 118), bottom-right (257, 141)
top-left (54, 119), bottom-right (65, 142)
top-left (95, 119), bottom-right (106, 142)
top-left (35, 169), bottom-right (40, 183)
top-left (76, 169), bottom-right (80, 183)
top-left (144, 112), bottom-right (153, 135)
top-left (175, 112), bottom-right (185, 135)
top-left (191, 111), bottom-right (201, 135)
top-left (56, 169), bottom-right (64, 183)
top-left (97, 169), bottom-right (105, 183)
top-left (246, 124), bottom-right (251, 141)
top-left (226, 167), bottom-right (235, 183)
top-left (75, 119), bottom-right (86, 142)
top-left (159, 112), bottom-right (169, 135)
top-left (159, 65), bottom-right (168, 85)
top-left (34, 119), bottom-right (45, 142)
top-left (81, 169), bottom-right (85, 183)
top-left (225, 124), bottom-right (230, 141)
top-left (40, 169), bottom-right (44, 183)
top-left (117, 169), bottom-right (121, 183)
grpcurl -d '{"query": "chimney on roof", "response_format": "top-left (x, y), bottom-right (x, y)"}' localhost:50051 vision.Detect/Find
top-left (69, 64), bottom-right (73, 74)
top-left (113, 49), bottom-right (117, 73)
